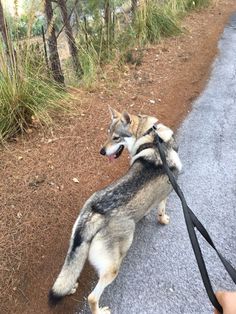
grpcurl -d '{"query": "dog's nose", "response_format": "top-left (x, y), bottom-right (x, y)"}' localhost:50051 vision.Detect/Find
top-left (100, 147), bottom-right (106, 156)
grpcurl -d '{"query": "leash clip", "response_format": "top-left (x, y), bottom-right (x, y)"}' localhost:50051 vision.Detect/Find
top-left (152, 123), bottom-right (158, 132)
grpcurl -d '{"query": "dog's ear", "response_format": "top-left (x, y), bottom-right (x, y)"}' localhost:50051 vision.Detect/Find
top-left (121, 111), bottom-right (131, 125)
top-left (108, 106), bottom-right (120, 120)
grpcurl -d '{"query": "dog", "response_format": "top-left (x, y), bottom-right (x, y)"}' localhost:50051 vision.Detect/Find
top-left (48, 108), bottom-right (182, 314)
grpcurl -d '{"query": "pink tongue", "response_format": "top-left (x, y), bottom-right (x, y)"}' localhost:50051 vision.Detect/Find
top-left (108, 154), bottom-right (116, 162)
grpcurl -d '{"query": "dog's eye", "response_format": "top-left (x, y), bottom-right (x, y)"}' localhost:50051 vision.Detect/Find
top-left (112, 136), bottom-right (120, 141)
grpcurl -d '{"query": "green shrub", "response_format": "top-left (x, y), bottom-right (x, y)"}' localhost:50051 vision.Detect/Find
top-left (133, 0), bottom-right (182, 45)
top-left (0, 40), bottom-right (65, 141)
top-left (168, 0), bottom-right (211, 14)
top-left (186, 0), bottom-right (211, 9)
top-left (32, 16), bottom-right (46, 36)
top-left (78, 44), bottom-right (100, 87)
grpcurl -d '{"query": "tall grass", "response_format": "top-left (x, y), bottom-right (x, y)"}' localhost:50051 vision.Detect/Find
top-left (0, 0), bottom-right (212, 109)
top-left (0, 23), bottom-right (65, 141)
top-left (132, 0), bottom-right (211, 45)
top-left (168, 0), bottom-right (211, 13)
top-left (75, 0), bottom-right (211, 85)
top-left (133, 0), bottom-right (182, 45)
top-left (188, 0), bottom-right (211, 9)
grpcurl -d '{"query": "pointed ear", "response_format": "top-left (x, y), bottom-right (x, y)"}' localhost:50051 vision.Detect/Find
top-left (108, 106), bottom-right (120, 120)
top-left (121, 111), bottom-right (131, 125)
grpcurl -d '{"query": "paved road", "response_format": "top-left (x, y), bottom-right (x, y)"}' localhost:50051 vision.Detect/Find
top-left (80, 14), bottom-right (236, 314)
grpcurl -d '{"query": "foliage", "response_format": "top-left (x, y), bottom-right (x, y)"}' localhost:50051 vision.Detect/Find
top-left (168, 0), bottom-right (211, 14)
top-left (74, 0), bottom-right (211, 85)
top-left (32, 15), bottom-right (46, 36)
top-left (133, 1), bottom-right (181, 45)
top-left (0, 35), bottom-right (65, 141)
top-left (9, 14), bottom-right (46, 39)
top-left (0, 0), bottom-right (212, 139)
top-left (187, 0), bottom-right (211, 9)
top-left (12, 14), bottom-right (28, 38)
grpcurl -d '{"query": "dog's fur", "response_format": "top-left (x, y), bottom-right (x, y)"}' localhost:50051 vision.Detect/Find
top-left (49, 108), bottom-right (182, 314)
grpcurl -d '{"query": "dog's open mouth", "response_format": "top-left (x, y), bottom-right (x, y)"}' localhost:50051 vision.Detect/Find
top-left (108, 145), bottom-right (124, 161)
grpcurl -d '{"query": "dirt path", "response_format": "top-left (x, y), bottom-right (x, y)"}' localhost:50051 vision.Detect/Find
top-left (1, 1), bottom-right (236, 314)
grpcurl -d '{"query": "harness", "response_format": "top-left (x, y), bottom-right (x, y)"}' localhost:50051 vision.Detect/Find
top-left (144, 124), bottom-right (236, 314)
top-left (134, 120), bottom-right (164, 156)
top-left (135, 142), bottom-right (160, 155)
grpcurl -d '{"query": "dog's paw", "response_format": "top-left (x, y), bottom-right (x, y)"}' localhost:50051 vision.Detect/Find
top-left (98, 306), bottom-right (111, 314)
top-left (158, 214), bottom-right (170, 225)
top-left (68, 282), bottom-right (78, 295)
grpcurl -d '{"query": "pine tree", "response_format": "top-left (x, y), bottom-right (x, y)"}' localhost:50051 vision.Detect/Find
top-left (44, 0), bottom-right (64, 84)
top-left (57, 0), bottom-right (83, 79)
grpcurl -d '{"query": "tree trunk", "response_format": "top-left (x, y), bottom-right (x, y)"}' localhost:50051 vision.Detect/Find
top-left (57, 0), bottom-right (82, 79)
top-left (44, 0), bottom-right (64, 84)
top-left (0, 0), bottom-right (9, 53)
top-left (104, 0), bottom-right (111, 53)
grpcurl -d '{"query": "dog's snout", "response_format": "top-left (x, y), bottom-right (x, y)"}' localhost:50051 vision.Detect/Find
top-left (100, 147), bottom-right (106, 156)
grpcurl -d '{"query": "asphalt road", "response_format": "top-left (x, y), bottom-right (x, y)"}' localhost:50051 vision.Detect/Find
top-left (80, 14), bottom-right (236, 314)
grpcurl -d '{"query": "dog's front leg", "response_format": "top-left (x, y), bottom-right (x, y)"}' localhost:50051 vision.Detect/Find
top-left (157, 198), bottom-right (170, 225)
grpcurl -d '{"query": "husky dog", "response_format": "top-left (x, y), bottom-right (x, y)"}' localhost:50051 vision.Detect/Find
top-left (49, 108), bottom-right (182, 314)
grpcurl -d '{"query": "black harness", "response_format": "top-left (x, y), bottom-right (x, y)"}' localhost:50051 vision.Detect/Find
top-left (135, 122), bottom-right (164, 156)
top-left (135, 142), bottom-right (159, 155)
top-left (144, 125), bottom-right (236, 314)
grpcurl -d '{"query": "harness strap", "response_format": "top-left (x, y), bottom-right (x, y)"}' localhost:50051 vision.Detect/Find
top-left (151, 127), bottom-right (236, 314)
top-left (135, 142), bottom-right (162, 155)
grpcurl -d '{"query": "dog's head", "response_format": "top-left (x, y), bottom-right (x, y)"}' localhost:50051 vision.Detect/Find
top-left (100, 107), bottom-right (158, 161)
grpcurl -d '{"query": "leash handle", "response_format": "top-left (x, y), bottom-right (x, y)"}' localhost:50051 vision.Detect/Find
top-left (154, 131), bottom-right (236, 313)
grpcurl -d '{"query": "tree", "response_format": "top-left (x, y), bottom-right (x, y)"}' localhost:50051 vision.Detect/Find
top-left (104, 0), bottom-right (111, 46)
top-left (44, 0), bottom-right (64, 84)
top-left (57, 0), bottom-right (83, 79)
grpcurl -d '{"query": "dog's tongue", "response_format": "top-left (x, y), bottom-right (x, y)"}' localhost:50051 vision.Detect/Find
top-left (108, 154), bottom-right (116, 162)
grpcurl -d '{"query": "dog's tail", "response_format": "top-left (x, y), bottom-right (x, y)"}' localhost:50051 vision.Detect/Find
top-left (48, 210), bottom-right (104, 305)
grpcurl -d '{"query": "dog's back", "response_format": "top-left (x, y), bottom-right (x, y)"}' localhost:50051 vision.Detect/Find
top-left (49, 109), bottom-right (182, 314)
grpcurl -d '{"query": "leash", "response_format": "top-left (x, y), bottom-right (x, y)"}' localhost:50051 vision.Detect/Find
top-left (150, 125), bottom-right (236, 313)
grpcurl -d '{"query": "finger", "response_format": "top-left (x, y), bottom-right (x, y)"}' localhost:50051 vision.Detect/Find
top-left (214, 291), bottom-right (224, 313)
top-left (215, 291), bottom-right (226, 307)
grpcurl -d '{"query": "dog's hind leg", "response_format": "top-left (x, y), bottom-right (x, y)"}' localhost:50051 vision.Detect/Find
top-left (88, 219), bottom-right (135, 314)
top-left (88, 269), bottom-right (118, 314)
top-left (157, 198), bottom-right (170, 225)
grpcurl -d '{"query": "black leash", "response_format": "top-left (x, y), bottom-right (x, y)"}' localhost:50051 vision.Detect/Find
top-left (150, 126), bottom-right (236, 313)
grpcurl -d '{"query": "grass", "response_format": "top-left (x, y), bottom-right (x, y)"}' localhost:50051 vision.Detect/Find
top-left (75, 0), bottom-right (211, 86)
top-left (0, 34), bottom-right (66, 141)
top-left (186, 0), bottom-right (211, 9)
top-left (0, 0), bottom-right (212, 138)
top-left (77, 44), bottom-right (100, 88)
top-left (133, 1), bottom-right (182, 45)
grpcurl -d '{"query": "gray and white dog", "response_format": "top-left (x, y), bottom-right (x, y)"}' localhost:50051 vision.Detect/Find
top-left (49, 108), bottom-right (182, 314)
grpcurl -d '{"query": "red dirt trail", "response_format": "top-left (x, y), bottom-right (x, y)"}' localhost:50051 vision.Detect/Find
top-left (1, 1), bottom-right (236, 313)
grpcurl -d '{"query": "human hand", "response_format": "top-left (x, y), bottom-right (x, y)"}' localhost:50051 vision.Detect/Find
top-left (214, 291), bottom-right (236, 314)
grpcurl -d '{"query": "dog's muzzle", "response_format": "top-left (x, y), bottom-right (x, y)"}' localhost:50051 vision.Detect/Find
top-left (100, 145), bottom-right (124, 159)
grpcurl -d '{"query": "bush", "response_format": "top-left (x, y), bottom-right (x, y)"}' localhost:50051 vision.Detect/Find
top-left (32, 15), bottom-right (46, 37)
top-left (11, 15), bottom-right (28, 39)
top-left (0, 39), bottom-right (65, 141)
top-left (74, 0), bottom-right (212, 85)
top-left (133, 0), bottom-right (182, 45)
